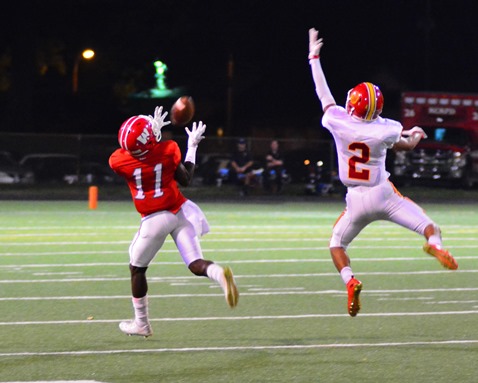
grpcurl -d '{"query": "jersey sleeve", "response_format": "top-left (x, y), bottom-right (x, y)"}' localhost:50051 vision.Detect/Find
top-left (309, 59), bottom-right (336, 111)
top-left (108, 149), bottom-right (121, 173)
top-left (382, 118), bottom-right (403, 148)
top-left (322, 105), bottom-right (348, 132)
top-left (109, 149), bottom-right (133, 177)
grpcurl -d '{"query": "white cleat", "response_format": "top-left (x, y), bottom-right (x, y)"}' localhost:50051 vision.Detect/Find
top-left (223, 266), bottom-right (239, 308)
top-left (119, 320), bottom-right (153, 338)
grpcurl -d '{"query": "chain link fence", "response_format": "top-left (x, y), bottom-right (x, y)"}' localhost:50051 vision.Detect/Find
top-left (0, 132), bottom-right (337, 192)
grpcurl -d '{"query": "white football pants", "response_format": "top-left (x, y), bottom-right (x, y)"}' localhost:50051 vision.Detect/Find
top-left (330, 181), bottom-right (434, 249)
top-left (129, 200), bottom-right (210, 268)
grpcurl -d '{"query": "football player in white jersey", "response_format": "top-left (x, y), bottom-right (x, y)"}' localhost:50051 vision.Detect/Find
top-left (308, 28), bottom-right (458, 317)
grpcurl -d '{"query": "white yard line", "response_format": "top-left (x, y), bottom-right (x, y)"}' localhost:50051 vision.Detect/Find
top-left (0, 269), bottom-right (477, 283)
top-left (1, 287), bottom-right (478, 301)
top-left (0, 258), bottom-right (477, 269)
top-left (1, 223), bottom-right (477, 229)
top-left (1, 236), bottom-right (478, 245)
top-left (1, 310), bottom-right (478, 327)
top-left (1, 339), bottom-right (477, 358)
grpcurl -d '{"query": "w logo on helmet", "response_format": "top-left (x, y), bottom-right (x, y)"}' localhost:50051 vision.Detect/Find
top-left (137, 128), bottom-right (151, 145)
top-left (118, 116), bottom-right (155, 157)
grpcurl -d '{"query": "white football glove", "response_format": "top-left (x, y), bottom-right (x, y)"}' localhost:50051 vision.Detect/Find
top-left (185, 121), bottom-right (206, 148)
top-left (150, 106), bottom-right (171, 142)
top-left (402, 126), bottom-right (428, 139)
top-left (308, 28), bottom-right (324, 59)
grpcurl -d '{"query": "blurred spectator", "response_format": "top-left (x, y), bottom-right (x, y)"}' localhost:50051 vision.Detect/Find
top-left (263, 139), bottom-right (286, 194)
top-left (229, 138), bottom-right (257, 195)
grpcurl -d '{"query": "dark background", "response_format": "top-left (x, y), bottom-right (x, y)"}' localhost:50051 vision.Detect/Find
top-left (1, 0), bottom-right (477, 138)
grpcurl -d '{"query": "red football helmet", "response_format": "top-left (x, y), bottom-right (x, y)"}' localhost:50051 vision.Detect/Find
top-left (118, 115), bottom-right (156, 157)
top-left (346, 82), bottom-right (384, 121)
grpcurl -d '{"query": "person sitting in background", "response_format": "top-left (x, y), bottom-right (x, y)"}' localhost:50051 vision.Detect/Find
top-left (229, 138), bottom-right (256, 196)
top-left (263, 139), bottom-right (285, 194)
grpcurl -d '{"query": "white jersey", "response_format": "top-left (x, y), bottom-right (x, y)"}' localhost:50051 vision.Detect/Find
top-left (322, 105), bottom-right (402, 187)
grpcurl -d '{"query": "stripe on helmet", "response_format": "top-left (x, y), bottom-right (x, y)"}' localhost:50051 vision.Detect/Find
top-left (119, 116), bottom-right (139, 151)
top-left (364, 82), bottom-right (376, 121)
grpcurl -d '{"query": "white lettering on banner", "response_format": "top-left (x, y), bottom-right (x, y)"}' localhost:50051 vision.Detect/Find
top-left (428, 107), bottom-right (456, 115)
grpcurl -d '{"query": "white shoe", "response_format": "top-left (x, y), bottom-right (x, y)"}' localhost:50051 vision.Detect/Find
top-left (223, 267), bottom-right (239, 308)
top-left (119, 320), bottom-right (153, 337)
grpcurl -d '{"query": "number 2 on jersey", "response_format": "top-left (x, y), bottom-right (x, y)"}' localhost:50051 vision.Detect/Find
top-left (132, 164), bottom-right (164, 199)
top-left (348, 142), bottom-right (370, 181)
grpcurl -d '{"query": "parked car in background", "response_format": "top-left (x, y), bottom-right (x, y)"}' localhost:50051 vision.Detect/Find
top-left (393, 92), bottom-right (478, 188)
top-left (19, 153), bottom-right (120, 184)
top-left (20, 153), bottom-right (78, 183)
top-left (0, 151), bottom-right (34, 184)
top-left (196, 153), bottom-right (233, 186)
top-left (282, 148), bottom-right (343, 195)
top-left (63, 160), bottom-right (122, 185)
top-left (282, 149), bottom-right (331, 184)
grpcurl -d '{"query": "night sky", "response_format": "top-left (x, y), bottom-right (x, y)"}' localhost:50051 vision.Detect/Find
top-left (1, 0), bottom-right (477, 137)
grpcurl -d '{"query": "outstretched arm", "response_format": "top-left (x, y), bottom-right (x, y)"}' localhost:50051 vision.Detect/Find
top-left (175, 121), bottom-right (206, 186)
top-left (308, 28), bottom-right (336, 112)
top-left (175, 162), bottom-right (193, 187)
top-left (393, 126), bottom-right (427, 151)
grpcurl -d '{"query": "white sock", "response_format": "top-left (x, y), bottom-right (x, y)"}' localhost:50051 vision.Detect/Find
top-left (340, 266), bottom-right (354, 285)
top-left (428, 235), bottom-right (442, 248)
top-left (428, 234), bottom-right (442, 248)
top-left (206, 263), bottom-right (226, 290)
top-left (428, 225), bottom-right (443, 248)
top-left (132, 296), bottom-right (149, 326)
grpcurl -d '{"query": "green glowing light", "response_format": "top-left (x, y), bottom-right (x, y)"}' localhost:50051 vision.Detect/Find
top-left (131, 59), bottom-right (183, 99)
top-left (154, 60), bottom-right (168, 91)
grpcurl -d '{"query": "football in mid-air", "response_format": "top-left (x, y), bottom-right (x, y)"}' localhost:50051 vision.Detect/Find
top-left (170, 96), bottom-right (195, 126)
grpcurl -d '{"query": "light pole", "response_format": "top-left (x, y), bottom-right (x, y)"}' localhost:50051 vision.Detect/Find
top-left (72, 49), bottom-right (95, 94)
top-left (226, 53), bottom-right (234, 134)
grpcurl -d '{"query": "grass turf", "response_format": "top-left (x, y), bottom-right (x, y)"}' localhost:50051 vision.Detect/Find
top-left (0, 200), bottom-right (477, 383)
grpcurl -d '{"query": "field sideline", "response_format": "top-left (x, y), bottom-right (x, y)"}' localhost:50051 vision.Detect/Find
top-left (0, 200), bottom-right (477, 383)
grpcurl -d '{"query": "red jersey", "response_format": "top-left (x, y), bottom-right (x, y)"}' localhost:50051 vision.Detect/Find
top-left (109, 140), bottom-right (187, 216)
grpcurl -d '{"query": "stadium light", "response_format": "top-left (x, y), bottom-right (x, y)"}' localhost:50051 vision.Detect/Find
top-left (72, 49), bottom-right (95, 94)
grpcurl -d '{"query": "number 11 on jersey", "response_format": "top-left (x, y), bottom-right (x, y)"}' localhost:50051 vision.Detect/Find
top-left (132, 164), bottom-right (164, 200)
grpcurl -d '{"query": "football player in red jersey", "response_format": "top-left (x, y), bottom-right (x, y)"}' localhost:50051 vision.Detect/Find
top-left (308, 28), bottom-right (458, 317)
top-left (109, 106), bottom-right (239, 337)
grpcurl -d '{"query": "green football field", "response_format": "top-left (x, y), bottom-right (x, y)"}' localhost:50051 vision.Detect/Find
top-left (0, 199), bottom-right (477, 383)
